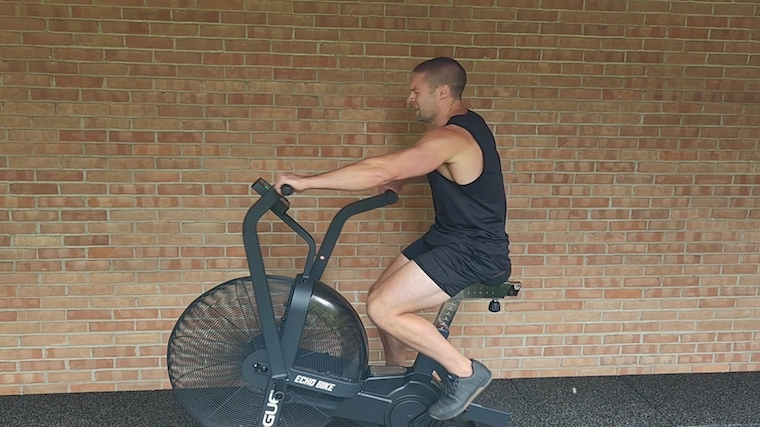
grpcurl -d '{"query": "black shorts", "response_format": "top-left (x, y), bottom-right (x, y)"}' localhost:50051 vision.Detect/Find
top-left (402, 237), bottom-right (511, 297)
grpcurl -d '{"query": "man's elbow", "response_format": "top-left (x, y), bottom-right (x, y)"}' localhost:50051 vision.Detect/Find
top-left (375, 169), bottom-right (397, 187)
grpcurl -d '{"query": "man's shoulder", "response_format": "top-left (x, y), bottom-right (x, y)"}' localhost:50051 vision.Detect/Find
top-left (418, 125), bottom-right (472, 149)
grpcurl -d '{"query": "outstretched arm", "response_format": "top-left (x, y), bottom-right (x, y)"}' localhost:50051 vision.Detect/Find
top-left (274, 127), bottom-right (466, 194)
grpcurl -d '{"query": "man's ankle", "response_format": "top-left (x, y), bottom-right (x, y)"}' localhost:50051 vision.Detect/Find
top-left (450, 359), bottom-right (475, 378)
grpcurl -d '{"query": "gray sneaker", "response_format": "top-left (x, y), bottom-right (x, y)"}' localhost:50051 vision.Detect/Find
top-left (428, 359), bottom-right (492, 420)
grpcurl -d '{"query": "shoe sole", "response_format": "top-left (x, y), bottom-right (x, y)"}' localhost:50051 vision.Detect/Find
top-left (428, 375), bottom-right (493, 421)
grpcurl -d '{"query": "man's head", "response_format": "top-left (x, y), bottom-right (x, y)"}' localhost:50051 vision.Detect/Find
top-left (407, 57), bottom-right (467, 124)
top-left (412, 57), bottom-right (467, 100)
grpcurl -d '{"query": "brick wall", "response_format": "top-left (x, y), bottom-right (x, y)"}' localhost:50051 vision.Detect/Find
top-left (1, 0), bottom-right (759, 395)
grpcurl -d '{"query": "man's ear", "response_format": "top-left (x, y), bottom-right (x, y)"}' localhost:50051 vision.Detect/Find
top-left (437, 84), bottom-right (451, 100)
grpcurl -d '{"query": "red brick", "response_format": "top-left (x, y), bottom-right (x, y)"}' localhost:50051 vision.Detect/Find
top-left (2, 0), bottom-right (760, 391)
top-left (125, 36), bottom-right (173, 49)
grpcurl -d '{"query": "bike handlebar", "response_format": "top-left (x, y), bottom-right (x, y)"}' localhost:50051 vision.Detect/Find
top-left (273, 182), bottom-right (395, 207)
top-left (305, 188), bottom-right (398, 280)
top-left (251, 178), bottom-right (398, 213)
top-left (353, 189), bottom-right (398, 210)
top-left (248, 177), bottom-right (399, 281)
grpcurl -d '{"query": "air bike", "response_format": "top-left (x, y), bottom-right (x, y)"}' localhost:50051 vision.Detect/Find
top-left (167, 178), bottom-right (521, 427)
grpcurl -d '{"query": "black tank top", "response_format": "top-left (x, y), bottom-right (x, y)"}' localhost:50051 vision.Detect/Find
top-left (422, 110), bottom-right (510, 267)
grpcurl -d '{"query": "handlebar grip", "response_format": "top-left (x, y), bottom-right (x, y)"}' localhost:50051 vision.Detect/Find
top-left (384, 190), bottom-right (399, 204)
top-left (281, 184), bottom-right (294, 196)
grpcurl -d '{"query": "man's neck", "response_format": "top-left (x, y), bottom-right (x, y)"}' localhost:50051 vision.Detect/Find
top-left (432, 102), bottom-right (467, 127)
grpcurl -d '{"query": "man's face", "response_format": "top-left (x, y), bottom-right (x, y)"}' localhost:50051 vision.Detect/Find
top-left (407, 72), bottom-right (438, 124)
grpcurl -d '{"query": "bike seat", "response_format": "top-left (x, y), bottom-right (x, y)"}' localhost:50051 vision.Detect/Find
top-left (481, 269), bottom-right (511, 286)
top-left (454, 271), bottom-right (520, 300)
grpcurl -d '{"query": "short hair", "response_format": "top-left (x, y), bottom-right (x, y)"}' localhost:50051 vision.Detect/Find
top-left (412, 57), bottom-right (467, 99)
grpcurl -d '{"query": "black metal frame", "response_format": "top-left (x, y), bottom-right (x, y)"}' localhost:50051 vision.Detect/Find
top-left (242, 178), bottom-right (516, 427)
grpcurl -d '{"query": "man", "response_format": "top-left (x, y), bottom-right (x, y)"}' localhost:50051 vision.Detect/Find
top-left (274, 57), bottom-right (511, 421)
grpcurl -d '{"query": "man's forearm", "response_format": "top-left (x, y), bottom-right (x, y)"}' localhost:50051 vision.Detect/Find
top-left (304, 159), bottom-right (392, 192)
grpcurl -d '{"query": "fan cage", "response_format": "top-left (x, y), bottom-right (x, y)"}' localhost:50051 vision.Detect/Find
top-left (167, 275), bottom-right (369, 427)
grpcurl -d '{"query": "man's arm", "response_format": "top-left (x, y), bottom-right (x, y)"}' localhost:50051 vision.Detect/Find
top-left (383, 176), bottom-right (426, 194)
top-left (274, 127), bottom-right (467, 193)
top-left (392, 176), bottom-right (427, 186)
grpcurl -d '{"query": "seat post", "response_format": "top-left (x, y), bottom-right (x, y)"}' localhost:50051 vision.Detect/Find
top-left (433, 295), bottom-right (464, 339)
top-left (433, 280), bottom-right (522, 339)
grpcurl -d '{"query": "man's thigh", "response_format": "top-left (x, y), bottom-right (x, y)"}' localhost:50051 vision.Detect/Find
top-left (369, 252), bottom-right (410, 296)
top-left (368, 260), bottom-right (451, 316)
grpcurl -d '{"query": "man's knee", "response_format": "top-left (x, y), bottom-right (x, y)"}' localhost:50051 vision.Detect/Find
top-left (366, 294), bottom-right (386, 329)
top-left (366, 284), bottom-right (396, 329)
top-left (368, 255), bottom-right (408, 305)
top-left (367, 279), bottom-right (385, 309)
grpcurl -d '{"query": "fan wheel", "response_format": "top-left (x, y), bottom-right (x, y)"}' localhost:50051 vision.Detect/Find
top-left (167, 275), bottom-right (369, 427)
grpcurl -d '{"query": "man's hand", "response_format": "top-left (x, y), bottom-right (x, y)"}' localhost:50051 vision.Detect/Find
top-left (274, 173), bottom-right (307, 195)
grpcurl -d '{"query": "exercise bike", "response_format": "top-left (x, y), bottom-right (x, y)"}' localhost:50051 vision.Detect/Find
top-left (167, 178), bottom-right (521, 427)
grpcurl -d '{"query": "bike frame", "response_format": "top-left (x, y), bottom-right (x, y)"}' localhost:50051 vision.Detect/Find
top-left (242, 179), bottom-right (399, 427)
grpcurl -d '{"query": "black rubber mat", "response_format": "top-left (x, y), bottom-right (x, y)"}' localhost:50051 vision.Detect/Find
top-left (0, 372), bottom-right (758, 427)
